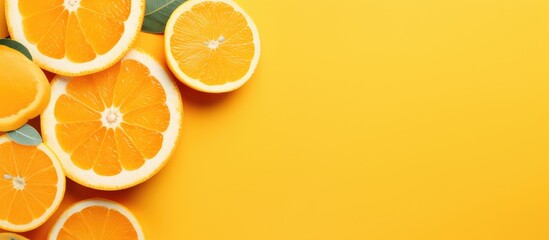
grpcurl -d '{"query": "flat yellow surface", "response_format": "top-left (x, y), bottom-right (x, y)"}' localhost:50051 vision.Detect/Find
top-left (19, 0), bottom-right (549, 239)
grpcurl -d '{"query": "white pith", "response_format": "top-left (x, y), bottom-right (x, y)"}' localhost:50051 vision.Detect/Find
top-left (164, 0), bottom-right (261, 93)
top-left (48, 199), bottom-right (144, 240)
top-left (63, 0), bottom-right (81, 12)
top-left (0, 136), bottom-right (65, 232)
top-left (6, 0), bottom-right (145, 76)
top-left (41, 50), bottom-right (183, 190)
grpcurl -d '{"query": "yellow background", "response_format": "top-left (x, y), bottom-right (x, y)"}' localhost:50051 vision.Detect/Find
top-left (17, 0), bottom-right (549, 239)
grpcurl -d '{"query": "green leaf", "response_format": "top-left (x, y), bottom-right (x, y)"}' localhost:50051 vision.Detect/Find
top-left (142, 0), bottom-right (187, 33)
top-left (7, 124), bottom-right (42, 146)
top-left (0, 38), bottom-right (32, 60)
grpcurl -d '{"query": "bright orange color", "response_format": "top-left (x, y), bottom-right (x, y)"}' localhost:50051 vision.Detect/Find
top-left (165, 0), bottom-right (260, 92)
top-left (0, 0), bottom-right (8, 38)
top-left (49, 199), bottom-right (143, 240)
top-left (18, 0), bottom-right (128, 62)
top-left (6, 0), bottom-right (145, 76)
top-left (54, 60), bottom-right (167, 176)
top-left (0, 45), bottom-right (50, 131)
top-left (0, 232), bottom-right (29, 240)
top-left (42, 49), bottom-right (183, 190)
top-left (0, 136), bottom-right (65, 232)
top-left (59, 206), bottom-right (137, 239)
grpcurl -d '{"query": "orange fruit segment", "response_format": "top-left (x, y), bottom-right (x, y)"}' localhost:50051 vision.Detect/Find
top-left (165, 0), bottom-right (261, 93)
top-left (0, 136), bottom-right (65, 232)
top-left (48, 198), bottom-right (144, 240)
top-left (0, 45), bottom-right (50, 131)
top-left (0, 232), bottom-right (29, 240)
top-left (5, 0), bottom-right (145, 76)
top-left (41, 49), bottom-right (183, 190)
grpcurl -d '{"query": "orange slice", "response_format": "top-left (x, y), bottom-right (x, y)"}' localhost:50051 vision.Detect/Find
top-left (165, 0), bottom-right (261, 93)
top-left (5, 0), bottom-right (145, 76)
top-left (41, 49), bottom-right (183, 190)
top-left (48, 198), bottom-right (144, 240)
top-left (0, 232), bottom-right (29, 240)
top-left (0, 45), bottom-right (50, 131)
top-left (0, 136), bottom-right (65, 232)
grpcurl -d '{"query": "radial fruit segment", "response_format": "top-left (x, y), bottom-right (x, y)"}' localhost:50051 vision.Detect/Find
top-left (41, 49), bottom-right (183, 190)
top-left (165, 0), bottom-right (261, 93)
top-left (0, 136), bottom-right (65, 232)
top-left (48, 199), bottom-right (144, 240)
top-left (5, 0), bottom-right (145, 76)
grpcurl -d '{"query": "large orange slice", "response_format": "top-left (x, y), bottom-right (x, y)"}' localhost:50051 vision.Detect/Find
top-left (0, 136), bottom-right (65, 232)
top-left (0, 45), bottom-right (50, 131)
top-left (165, 0), bottom-right (261, 93)
top-left (5, 0), bottom-right (145, 76)
top-left (41, 49), bottom-right (183, 190)
top-left (48, 198), bottom-right (144, 240)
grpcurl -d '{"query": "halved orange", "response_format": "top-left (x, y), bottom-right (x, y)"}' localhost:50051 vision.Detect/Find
top-left (48, 198), bottom-right (144, 240)
top-left (41, 49), bottom-right (183, 190)
top-left (165, 0), bottom-right (261, 93)
top-left (0, 135), bottom-right (65, 232)
top-left (0, 45), bottom-right (50, 131)
top-left (5, 0), bottom-right (145, 76)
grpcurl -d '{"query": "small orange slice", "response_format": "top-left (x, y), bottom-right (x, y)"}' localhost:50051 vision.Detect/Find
top-left (0, 232), bottom-right (29, 240)
top-left (5, 0), bottom-right (145, 76)
top-left (0, 136), bottom-right (65, 232)
top-left (165, 0), bottom-right (261, 93)
top-left (48, 198), bottom-right (144, 240)
top-left (41, 49), bottom-right (183, 190)
top-left (0, 45), bottom-right (50, 131)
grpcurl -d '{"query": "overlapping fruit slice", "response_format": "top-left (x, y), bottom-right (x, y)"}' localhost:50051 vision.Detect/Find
top-left (0, 136), bottom-right (65, 232)
top-left (5, 0), bottom-right (145, 76)
top-left (41, 49), bottom-right (183, 190)
top-left (165, 0), bottom-right (261, 93)
top-left (48, 199), bottom-right (144, 240)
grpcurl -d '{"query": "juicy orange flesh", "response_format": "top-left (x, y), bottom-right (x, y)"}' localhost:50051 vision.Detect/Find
top-left (19, 0), bottom-right (130, 62)
top-left (170, 1), bottom-right (255, 85)
top-left (54, 59), bottom-right (168, 176)
top-left (57, 206), bottom-right (138, 240)
top-left (0, 46), bottom-right (39, 117)
top-left (0, 141), bottom-right (59, 225)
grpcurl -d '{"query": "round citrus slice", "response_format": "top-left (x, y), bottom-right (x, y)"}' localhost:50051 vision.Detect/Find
top-left (0, 45), bottom-right (50, 131)
top-left (41, 49), bottom-right (183, 190)
top-left (48, 198), bottom-right (144, 240)
top-left (0, 135), bottom-right (65, 232)
top-left (0, 232), bottom-right (29, 240)
top-left (5, 0), bottom-right (145, 76)
top-left (165, 0), bottom-right (261, 93)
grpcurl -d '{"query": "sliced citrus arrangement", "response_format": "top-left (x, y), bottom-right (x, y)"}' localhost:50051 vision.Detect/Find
top-left (0, 0), bottom-right (8, 38)
top-left (0, 135), bottom-right (65, 232)
top-left (41, 49), bottom-right (183, 190)
top-left (0, 232), bottom-right (29, 240)
top-left (5, 0), bottom-right (145, 76)
top-left (0, 45), bottom-right (50, 132)
top-left (48, 198), bottom-right (144, 240)
top-left (165, 0), bottom-right (261, 93)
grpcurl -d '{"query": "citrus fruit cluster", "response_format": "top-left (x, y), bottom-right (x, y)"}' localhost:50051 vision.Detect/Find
top-left (0, 0), bottom-right (260, 238)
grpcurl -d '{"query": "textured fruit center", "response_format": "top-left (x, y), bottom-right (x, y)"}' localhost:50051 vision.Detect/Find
top-left (102, 107), bottom-right (122, 129)
top-left (64, 0), bottom-right (81, 12)
top-left (3, 174), bottom-right (25, 190)
top-left (205, 36), bottom-right (225, 49)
